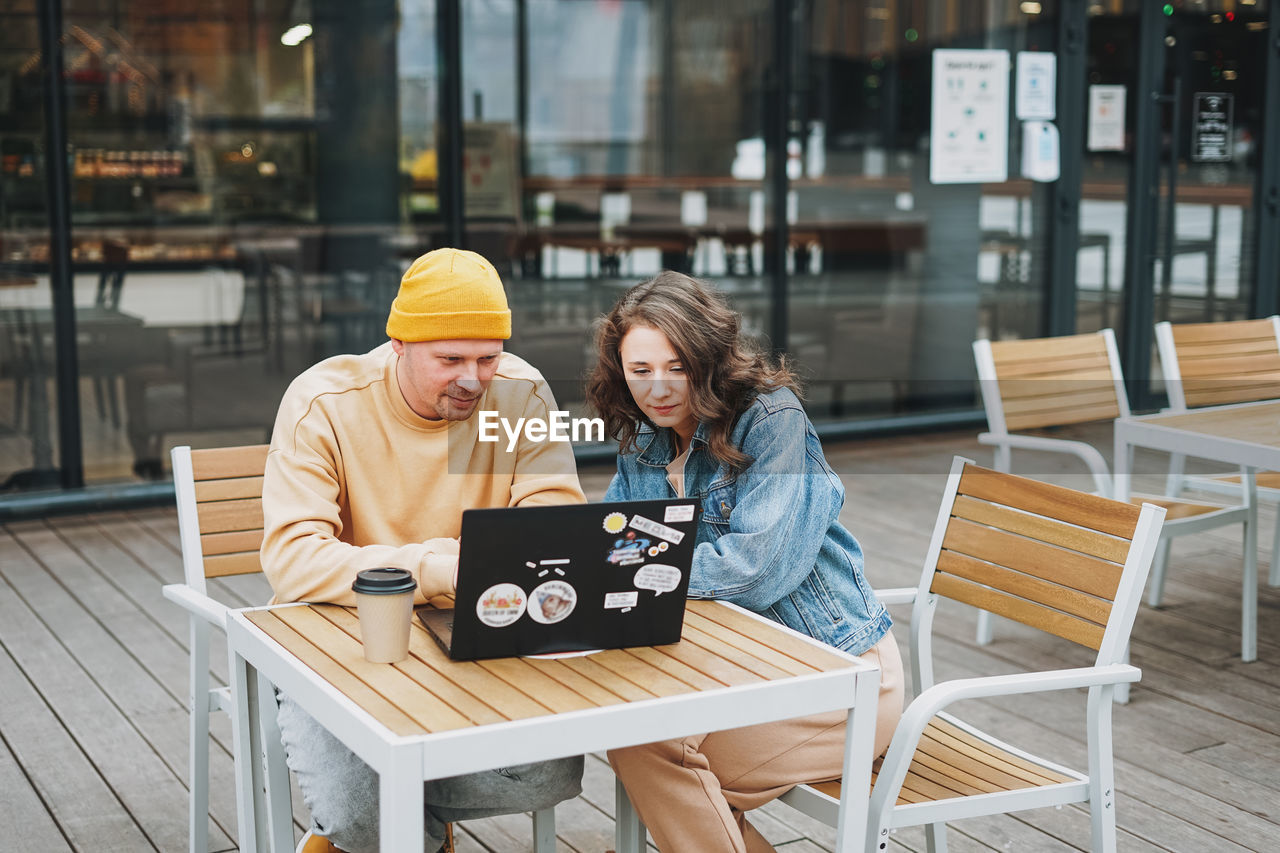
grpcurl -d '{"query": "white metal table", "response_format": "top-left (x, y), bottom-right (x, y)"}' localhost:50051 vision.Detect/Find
top-left (226, 599), bottom-right (881, 853)
top-left (1114, 399), bottom-right (1280, 661)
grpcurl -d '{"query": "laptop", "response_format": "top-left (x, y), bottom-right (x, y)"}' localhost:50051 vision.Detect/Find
top-left (418, 498), bottom-right (700, 661)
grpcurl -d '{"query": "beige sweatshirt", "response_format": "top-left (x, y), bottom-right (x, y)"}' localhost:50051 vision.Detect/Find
top-left (261, 342), bottom-right (586, 606)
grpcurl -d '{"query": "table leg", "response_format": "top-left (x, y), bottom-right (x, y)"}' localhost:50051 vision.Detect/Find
top-left (1243, 469), bottom-right (1258, 663)
top-left (382, 752), bottom-right (424, 852)
top-left (614, 775), bottom-right (647, 853)
top-left (228, 647), bottom-right (265, 853)
top-left (839, 667), bottom-right (879, 853)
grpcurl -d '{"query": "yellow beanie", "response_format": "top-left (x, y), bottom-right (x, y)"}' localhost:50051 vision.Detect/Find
top-left (386, 248), bottom-right (511, 341)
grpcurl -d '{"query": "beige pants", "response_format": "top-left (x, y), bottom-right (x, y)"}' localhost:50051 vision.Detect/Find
top-left (607, 631), bottom-right (904, 853)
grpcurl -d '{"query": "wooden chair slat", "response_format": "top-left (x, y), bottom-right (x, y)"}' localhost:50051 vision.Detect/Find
top-left (194, 476), bottom-right (265, 503)
top-left (999, 387), bottom-right (1120, 416)
top-left (989, 333), bottom-right (1110, 363)
top-left (191, 445), bottom-right (271, 481)
top-left (1212, 471), bottom-right (1280, 488)
top-left (1004, 400), bottom-right (1124, 432)
top-left (1176, 354), bottom-right (1280, 378)
top-left (958, 466), bottom-right (1141, 537)
top-left (196, 498), bottom-right (264, 535)
top-left (200, 529), bottom-right (264, 558)
top-left (1175, 337), bottom-right (1280, 357)
top-left (1134, 496), bottom-right (1232, 521)
top-left (1170, 318), bottom-right (1277, 344)
top-left (942, 519), bottom-right (1123, 599)
top-left (278, 606), bottom-right (475, 732)
top-left (950, 495), bottom-right (1130, 563)
top-left (929, 717), bottom-right (1074, 783)
top-left (989, 351), bottom-right (1113, 379)
top-left (996, 373), bottom-right (1117, 400)
top-left (929, 574), bottom-right (1105, 650)
top-left (1183, 379), bottom-right (1280, 408)
top-left (247, 610), bottom-right (421, 736)
top-left (910, 747), bottom-right (1016, 794)
top-left (204, 551), bottom-right (263, 578)
top-left (936, 551), bottom-right (1112, 625)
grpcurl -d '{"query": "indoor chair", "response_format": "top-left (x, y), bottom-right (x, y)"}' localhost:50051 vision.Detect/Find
top-left (1154, 315), bottom-right (1280, 600)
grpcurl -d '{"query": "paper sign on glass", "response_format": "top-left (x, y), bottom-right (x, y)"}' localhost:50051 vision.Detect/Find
top-left (1016, 52), bottom-right (1056, 120)
top-left (930, 49), bottom-right (1011, 184)
top-left (1087, 85), bottom-right (1126, 152)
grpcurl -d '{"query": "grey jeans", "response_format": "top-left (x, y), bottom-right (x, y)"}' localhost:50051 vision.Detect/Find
top-left (277, 693), bottom-right (584, 853)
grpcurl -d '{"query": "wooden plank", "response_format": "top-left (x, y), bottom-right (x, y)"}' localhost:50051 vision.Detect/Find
top-left (929, 574), bottom-right (1105, 649)
top-left (248, 610), bottom-right (423, 736)
top-left (653, 638), bottom-right (764, 687)
top-left (0, 532), bottom-right (222, 852)
top-left (557, 655), bottom-right (661, 702)
top-left (942, 519), bottom-right (1124, 600)
top-left (957, 466), bottom-right (1140, 537)
top-left (998, 386), bottom-right (1120, 416)
top-left (678, 623), bottom-right (793, 680)
top-left (584, 647), bottom-right (707, 697)
top-left (936, 551), bottom-right (1111, 625)
top-left (190, 444), bottom-right (270, 480)
top-left (683, 609), bottom-right (819, 676)
top-left (1004, 399), bottom-right (1123, 432)
top-left (1173, 336), bottom-right (1278, 357)
top-left (997, 372), bottom-right (1118, 400)
top-left (1170, 319), bottom-right (1277, 344)
top-left (950, 494), bottom-right (1131, 563)
top-left (476, 657), bottom-right (599, 714)
top-left (622, 645), bottom-right (727, 691)
top-left (518, 657), bottom-right (630, 708)
top-left (1175, 354), bottom-right (1280, 378)
top-left (200, 528), bottom-right (263, 557)
top-left (689, 601), bottom-right (852, 671)
top-left (204, 550), bottom-right (263, 578)
top-left (1183, 379), bottom-right (1280, 407)
top-left (989, 333), bottom-right (1109, 364)
top-left (196, 497), bottom-right (263, 535)
top-left (195, 475), bottom-right (265, 502)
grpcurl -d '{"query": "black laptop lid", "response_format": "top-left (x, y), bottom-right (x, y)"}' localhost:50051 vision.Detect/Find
top-left (445, 498), bottom-right (700, 660)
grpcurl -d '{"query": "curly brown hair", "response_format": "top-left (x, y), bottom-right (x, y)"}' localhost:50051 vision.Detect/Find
top-left (585, 271), bottom-right (799, 472)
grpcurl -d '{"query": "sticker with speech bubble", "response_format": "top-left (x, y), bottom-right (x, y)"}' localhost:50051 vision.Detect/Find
top-left (633, 563), bottom-right (682, 596)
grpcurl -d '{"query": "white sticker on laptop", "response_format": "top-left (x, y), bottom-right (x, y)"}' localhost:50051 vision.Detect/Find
top-left (476, 583), bottom-right (527, 627)
top-left (604, 591), bottom-right (639, 609)
top-left (529, 580), bottom-right (577, 624)
top-left (629, 514), bottom-right (685, 544)
top-left (634, 564), bottom-right (682, 596)
top-left (664, 504), bottom-right (696, 524)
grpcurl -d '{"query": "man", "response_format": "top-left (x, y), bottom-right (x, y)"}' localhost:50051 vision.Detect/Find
top-left (261, 247), bottom-right (586, 853)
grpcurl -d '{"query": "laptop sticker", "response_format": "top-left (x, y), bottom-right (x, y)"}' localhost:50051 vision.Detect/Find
top-left (608, 532), bottom-right (650, 565)
top-left (529, 580), bottom-right (577, 624)
top-left (634, 564), bottom-right (682, 596)
top-left (664, 504), bottom-right (696, 523)
top-left (605, 591), bottom-right (639, 611)
top-left (629, 514), bottom-right (685, 545)
top-left (603, 512), bottom-right (628, 534)
top-left (477, 583), bottom-right (527, 627)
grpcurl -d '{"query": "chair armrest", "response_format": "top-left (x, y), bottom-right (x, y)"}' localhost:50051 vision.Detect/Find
top-left (977, 432), bottom-right (1112, 495)
top-left (874, 587), bottom-right (917, 606)
top-left (162, 583), bottom-right (230, 628)
top-left (870, 664), bottom-right (1138, 811)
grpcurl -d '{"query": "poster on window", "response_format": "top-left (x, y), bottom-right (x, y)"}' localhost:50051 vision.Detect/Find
top-left (462, 122), bottom-right (519, 219)
top-left (1192, 92), bottom-right (1233, 162)
top-left (1016, 52), bottom-right (1056, 120)
top-left (1087, 85), bottom-right (1126, 152)
top-left (930, 49), bottom-right (1010, 184)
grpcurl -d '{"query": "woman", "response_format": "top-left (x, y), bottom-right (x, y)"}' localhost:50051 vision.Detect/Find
top-left (585, 271), bottom-right (904, 853)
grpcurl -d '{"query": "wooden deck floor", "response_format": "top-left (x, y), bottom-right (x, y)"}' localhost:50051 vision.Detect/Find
top-left (1, 425), bottom-right (1277, 852)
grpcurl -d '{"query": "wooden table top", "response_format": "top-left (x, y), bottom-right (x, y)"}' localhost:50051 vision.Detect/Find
top-left (245, 600), bottom-right (855, 738)
top-left (1132, 400), bottom-right (1280, 450)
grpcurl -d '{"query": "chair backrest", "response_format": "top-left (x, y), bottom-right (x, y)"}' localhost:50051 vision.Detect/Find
top-left (973, 330), bottom-right (1130, 435)
top-left (912, 458), bottom-right (1165, 686)
top-left (172, 444), bottom-right (269, 595)
top-left (1155, 316), bottom-right (1280, 411)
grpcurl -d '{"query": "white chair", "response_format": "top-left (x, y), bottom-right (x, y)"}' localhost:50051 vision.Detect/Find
top-left (971, 330), bottom-right (1250, 651)
top-left (1155, 315), bottom-right (1280, 598)
top-left (774, 456), bottom-right (1168, 852)
top-left (163, 444), bottom-right (556, 852)
top-left (162, 443), bottom-right (290, 852)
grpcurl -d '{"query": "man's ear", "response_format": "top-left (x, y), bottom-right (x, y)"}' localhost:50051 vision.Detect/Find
top-left (391, 339), bottom-right (404, 355)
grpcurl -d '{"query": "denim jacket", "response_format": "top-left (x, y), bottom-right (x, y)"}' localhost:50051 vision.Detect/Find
top-left (604, 387), bottom-right (891, 655)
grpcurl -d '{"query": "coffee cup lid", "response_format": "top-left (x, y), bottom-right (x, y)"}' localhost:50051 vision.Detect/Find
top-left (352, 567), bottom-right (418, 596)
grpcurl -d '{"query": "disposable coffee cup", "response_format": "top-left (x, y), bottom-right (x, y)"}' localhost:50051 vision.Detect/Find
top-left (351, 568), bottom-right (418, 663)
